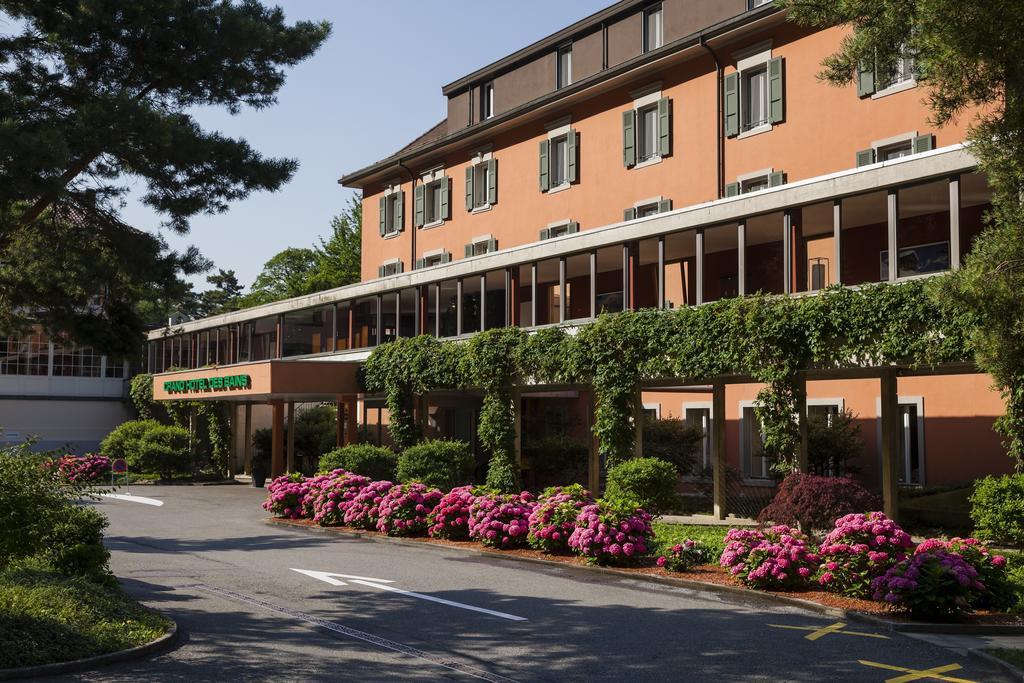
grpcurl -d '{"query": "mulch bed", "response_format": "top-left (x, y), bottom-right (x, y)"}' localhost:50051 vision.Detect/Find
top-left (269, 517), bottom-right (1022, 626)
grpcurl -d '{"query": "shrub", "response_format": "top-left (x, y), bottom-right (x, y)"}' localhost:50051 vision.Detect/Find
top-left (39, 505), bottom-right (110, 578)
top-left (815, 512), bottom-right (914, 598)
top-left (527, 484), bottom-right (594, 553)
top-left (915, 538), bottom-right (1015, 611)
top-left (376, 483), bottom-right (444, 536)
top-left (136, 425), bottom-right (192, 479)
top-left (807, 407), bottom-right (864, 476)
top-left (50, 454), bottom-right (111, 484)
top-left (970, 474), bottom-right (1024, 547)
top-left (757, 473), bottom-right (881, 533)
top-left (396, 440), bottom-right (474, 491)
top-left (568, 500), bottom-right (654, 565)
top-left (319, 444), bottom-right (398, 481)
top-left (261, 473), bottom-right (310, 519)
top-left (468, 491), bottom-right (535, 548)
top-left (427, 486), bottom-right (480, 540)
top-left (720, 525), bottom-right (819, 590)
top-left (99, 419), bottom-right (161, 467)
top-left (309, 470), bottom-right (372, 526)
top-left (871, 551), bottom-right (984, 619)
top-left (657, 540), bottom-right (710, 572)
top-left (343, 480), bottom-right (394, 529)
top-left (642, 417), bottom-right (705, 475)
top-left (604, 457), bottom-right (678, 514)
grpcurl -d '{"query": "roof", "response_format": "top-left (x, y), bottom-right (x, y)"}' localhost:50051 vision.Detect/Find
top-left (392, 119), bottom-right (448, 157)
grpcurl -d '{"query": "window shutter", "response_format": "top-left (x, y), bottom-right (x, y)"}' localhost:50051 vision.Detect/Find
top-left (378, 196), bottom-right (387, 236)
top-left (397, 261), bottom-right (404, 273)
top-left (658, 97), bottom-right (671, 157)
top-left (768, 171), bottom-right (785, 187)
top-left (857, 59), bottom-right (876, 98)
top-left (725, 182), bottom-right (740, 197)
top-left (567, 221), bottom-right (579, 234)
top-left (414, 185), bottom-right (425, 227)
top-left (415, 258), bottom-right (425, 270)
top-left (486, 238), bottom-right (497, 253)
top-left (624, 207), bottom-right (636, 221)
top-left (465, 243), bottom-right (473, 258)
top-left (487, 158), bottom-right (497, 205)
top-left (724, 72), bottom-right (739, 137)
top-left (465, 166), bottom-right (474, 211)
top-left (567, 129), bottom-right (578, 183)
top-left (441, 252), bottom-right (452, 264)
top-left (540, 227), bottom-right (551, 240)
top-left (658, 198), bottom-right (672, 213)
top-left (912, 134), bottom-right (934, 154)
top-left (768, 57), bottom-right (784, 124)
top-left (378, 265), bottom-right (385, 278)
top-left (622, 109), bottom-right (636, 167)
top-left (856, 148), bottom-right (876, 167)
top-left (440, 177), bottom-right (450, 219)
top-left (395, 190), bottom-right (404, 232)
top-left (539, 139), bottom-right (550, 191)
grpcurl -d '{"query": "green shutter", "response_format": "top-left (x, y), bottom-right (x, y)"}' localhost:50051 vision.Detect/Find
top-left (465, 243), bottom-right (473, 258)
top-left (658, 97), bottom-right (671, 156)
top-left (725, 182), bottom-right (740, 197)
top-left (567, 129), bottom-right (578, 183)
top-left (440, 177), bottom-right (450, 219)
top-left (378, 196), bottom-right (387, 236)
top-left (624, 207), bottom-right (636, 221)
top-left (567, 221), bottom-right (579, 234)
top-left (857, 59), bottom-right (875, 98)
top-left (768, 171), bottom-right (785, 187)
top-left (441, 252), bottom-right (451, 264)
top-left (394, 190), bottom-right (404, 232)
top-left (622, 109), bottom-right (636, 167)
top-left (539, 139), bottom-right (550, 191)
top-left (415, 258), bottom-right (425, 270)
top-left (539, 227), bottom-right (550, 240)
top-left (414, 185), bottom-right (425, 227)
top-left (486, 238), bottom-right (497, 253)
top-left (378, 265), bottom-right (385, 278)
top-left (856, 148), bottom-right (876, 167)
top-left (912, 134), bottom-right (933, 154)
top-left (724, 72), bottom-right (739, 137)
top-left (658, 198), bottom-right (672, 213)
top-left (768, 57), bottom-right (784, 124)
top-left (397, 261), bottom-right (404, 273)
top-left (465, 166), bottom-right (474, 211)
top-left (487, 158), bottom-right (497, 205)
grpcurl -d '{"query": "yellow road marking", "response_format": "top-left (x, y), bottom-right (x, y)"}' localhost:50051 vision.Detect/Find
top-left (858, 659), bottom-right (977, 683)
top-left (767, 621), bottom-right (889, 641)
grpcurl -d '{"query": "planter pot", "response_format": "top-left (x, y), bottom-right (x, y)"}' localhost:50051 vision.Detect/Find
top-left (252, 464), bottom-right (267, 488)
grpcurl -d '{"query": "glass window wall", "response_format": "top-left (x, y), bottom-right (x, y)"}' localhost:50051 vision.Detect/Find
top-left (702, 223), bottom-right (739, 302)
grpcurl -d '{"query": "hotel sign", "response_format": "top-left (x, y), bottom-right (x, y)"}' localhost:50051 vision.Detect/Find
top-left (163, 374), bottom-right (252, 395)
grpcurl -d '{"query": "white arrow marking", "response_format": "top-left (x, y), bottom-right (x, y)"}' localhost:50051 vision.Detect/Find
top-left (101, 493), bottom-right (164, 507)
top-left (289, 568), bottom-right (394, 586)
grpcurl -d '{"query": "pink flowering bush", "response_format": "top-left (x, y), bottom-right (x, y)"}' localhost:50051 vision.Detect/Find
top-left (567, 500), bottom-right (653, 565)
top-left (343, 479), bottom-right (394, 529)
top-left (719, 525), bottom-right (819, 590)
top-left (427, 485), bottom-right (479, 540)
top-left (468, 491), bottom-right (536, 548)
top-left (915, 538), bottom-right (1014, 611)
top-left (871, 550), bottom-right (985, 618)
top-left (51, 454), bottom-right (111, 483)
top-left (262, 473), bottom-right (310, 519)
top-left (815, 512), bottom-right (913, 598)
top-left (310, 470), bottom-right (372, 526)
top-left (657, 540), bottom-right (710, 572)
top-left (301, 471), bottom-right (336, 518)
top-left (376, 483), bottom-right (444, 536)
top-left (527, 484), bottom-right (593, 553)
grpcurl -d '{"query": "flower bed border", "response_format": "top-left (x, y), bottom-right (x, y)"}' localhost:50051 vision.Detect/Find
top-left (266, 517), bottom-right (1024, 636)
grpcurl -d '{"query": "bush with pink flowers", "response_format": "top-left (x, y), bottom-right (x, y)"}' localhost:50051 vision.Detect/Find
top-left (871, 550), bottom-right (985, 618)
top-left (51, 454), bottom-right (111, 484)
top-left (262, 473), bottom-right (310, 519)
top-left (657, 540), bottom-right (710, 572)
top-left (567, 500), bottom-right (653, 565)
top-left (300, 471), bottom-right (335, 518)
top-left (468, 491), bottom-right (535, 548)
top-left (343, 479), bottom-right (394, 529)
top-left (719, 525), bottom-right (819, 590)
top-left (527, 484), bottom-right (593, 553)
top-left (376, 483), bottom-right (444, 536)
top-left (815, 512), bottom-right (913, 598)
top-left (914, 537), bottom-right (1014, 611)
top-left (309, 470), bottom-right (372, 526)
top-left (427, 485), bottom-right (480, 540)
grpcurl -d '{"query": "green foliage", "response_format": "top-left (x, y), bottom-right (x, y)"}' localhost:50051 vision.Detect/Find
top-left (807, 408), bottom-right (864, 476)
top-left (99, 419), bottom-right (161, 466)
top-left (37, 506), bottom-right (109, 578)
top-left (970, 474), bottom-right (1024, 546)
top-left (308, 195), bottom-right (362, 292)
top-left (642, 417), bottom-right (705, 475)
top-left (137, 425), bottom-right (192, 480)
top-left (197, 269), bottom-right (245, 317)
top-left (651, 523), bottom-right (729, 558)
top-left (243, 247), bottom-right (320, 306)
top-left (128, 374), bottom-right (155, 420)
top-left (396, 440), bottom-right (475, 491)
top-left (523, 436), bottom-right (589, 489)
top-left (0, 559), bottom-right (169, 669)
top-left (605, 457), bottom-right (679, 514)
top-left (320, 444), bottom-right (398, 480)
top-left (292, 405), bottom-right (338, 465)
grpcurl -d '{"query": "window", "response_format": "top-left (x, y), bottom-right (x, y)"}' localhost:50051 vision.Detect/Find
top-left (878, 140), bottom-right (913, 161)
top-left (104, 358), bottom-right (125, 378)
top-left (807, 401), bottom-right (842, 476)
top-left (725, 46), bottom-right (783, 137)
top-left (810, 260), bottom-right (827, 290)
top-left (897, 400), bottom-right (923, 485)
top-left (425, 181), bottom-right (442, 224)
top-left (539, 221), bottom-right (579, 240)
top-left (642, 4), bottom-right (663, 52)
top-left (742, 175), bottom-right (769, 193)
top-left (637, 202), bottom-right (660, 218)
top-left (465, 157), bottom-right (497, 212)
top-left (0, 327), bottom-right (48, 376)
top-left (636, 104), bottom-right (659, 162)
top-left (556, 44), bottom-right (572, 89)
top-left (624, 92), bottom-right (670, 168)
top-left (881, 47), bottom-right (916, 91)
top-left (748, 0), bottom-right (772, 8)
top-left (551, 134), bottom-right (568, 186)
top-left (482, 81), bottom-right (494, 120)
top-left (889, 179), bottom-right (951, 279)
top-left (741, 405), bottom-right (772, 480)
top-left (378, 260), bottom-right (403, 277)
top-left (725, 170), bottom-right (784, 197)
top-left (464, 236), bottom-right (497, 257)
top-left (859, 44), bottom-right (917, 98)
top-left (684, 404), bottom-right (713, 472)
top-left (418, 251), bottom-right (451, 269)
top-left (415, 173), bottom-right (449, 228)
top-left (540, 124), bottom-right (576, 192)
top-left (742, 65), bottom-right (768, 132)
top-left (378, 189), bottom-right (403, 237)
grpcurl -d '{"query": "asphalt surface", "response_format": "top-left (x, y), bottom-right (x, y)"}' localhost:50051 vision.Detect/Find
top-left (45, 485), bottom-right (1014, 682)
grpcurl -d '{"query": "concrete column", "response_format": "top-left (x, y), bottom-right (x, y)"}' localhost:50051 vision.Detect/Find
top-left (712, 381), bottom-right (727, 520)
top-left (880, 370), bottom-right (900, 520)
top-left (587, 389), bottom-right (601, 495)
top-left (286, 401), bottom-right (296, 473)
top-left (243, 404), bottom-right (253, 475)
top-left (796, 371), bottom-right (809, 473)
top-left (271, 402), bottom-right (285, 478)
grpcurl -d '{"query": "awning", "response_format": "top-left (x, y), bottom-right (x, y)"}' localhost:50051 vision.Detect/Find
top-left (152, 360), bottom-right (360, 402)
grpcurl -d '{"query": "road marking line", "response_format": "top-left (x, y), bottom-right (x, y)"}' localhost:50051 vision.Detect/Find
top-left (767, 621), bottom-right (889, 641)
top-left (289, 568), bottom-right (394, 585)
top-left (858, 660), bottom-right (976, 683)
top-left (191, 583), bottom-right (519, 683)
top-left (101, 493), bottom-right (163, 507)
top-left (350, 579), bottom-right (527, 622)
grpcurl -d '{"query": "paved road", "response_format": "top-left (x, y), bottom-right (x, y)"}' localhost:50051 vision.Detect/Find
top-left (48, 485), bottom-right (1012, 682)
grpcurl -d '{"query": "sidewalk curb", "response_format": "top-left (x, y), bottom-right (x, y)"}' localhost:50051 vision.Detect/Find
top-left (264, 518), bottom-right (1024, 636)
top-left (966, 649), bottom-right (1024, 681)
top-left (0, 616), bottom-right (178, 681)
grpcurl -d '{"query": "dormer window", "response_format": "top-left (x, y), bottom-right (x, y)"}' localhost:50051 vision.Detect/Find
top-left (556, 44), bottom-right (572, 89)
top-left (643, 4), bottom-right (663, 52)
top-left (482, 81), bottom-right (494, 120)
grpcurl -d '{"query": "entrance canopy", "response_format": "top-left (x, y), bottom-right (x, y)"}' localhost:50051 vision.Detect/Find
top-left (152, 359), bottom-right (360, 402)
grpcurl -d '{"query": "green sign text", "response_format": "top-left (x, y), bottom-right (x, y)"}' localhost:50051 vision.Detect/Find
top-left (163, 374), bottom-right (252, 395)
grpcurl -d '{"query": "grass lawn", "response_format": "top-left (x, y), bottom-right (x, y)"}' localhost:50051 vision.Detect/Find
top-left (0, 561), bottom-right (170, 670)
top-left (652, 522), bottom-right (729, 558)
top-left (983, 648), bottom-right (1024, 671)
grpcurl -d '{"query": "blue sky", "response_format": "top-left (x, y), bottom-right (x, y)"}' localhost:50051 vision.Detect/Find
top-left (119, 0), bottom-right (610, 292)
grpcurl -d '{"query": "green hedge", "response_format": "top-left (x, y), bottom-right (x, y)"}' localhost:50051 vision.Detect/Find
top-left (971, 474), bottom-right (1024, 546)
top-left (137, 425), bottom-right (192, 480)
top-left (396, 440), bottom-right (474, 490)
top-left (319, 444), bottom-right (398, 481)
top-left (604, 457), bottom-right (679, 514)
top-left (99, 419), bottom-right (162, 468)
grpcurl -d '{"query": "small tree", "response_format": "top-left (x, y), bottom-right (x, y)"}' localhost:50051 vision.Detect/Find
top-left (807, 408), bottom-right (864, 476)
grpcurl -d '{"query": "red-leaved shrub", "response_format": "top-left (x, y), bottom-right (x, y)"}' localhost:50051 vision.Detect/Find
top-left (757, 473), bottom-right (881, 533)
